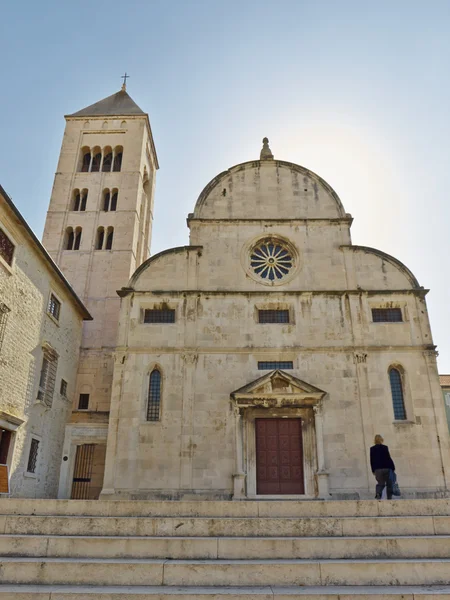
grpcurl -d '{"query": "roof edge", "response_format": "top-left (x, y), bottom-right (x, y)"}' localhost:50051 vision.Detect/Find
top-left (0, 184), bottom-right (92, 320)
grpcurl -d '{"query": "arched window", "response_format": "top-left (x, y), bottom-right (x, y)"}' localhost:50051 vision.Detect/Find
top-left (102, 147), bottom-right (112, 172)
top-left (113, 147), bottom-right (123, 172)
top-left (103, 190), bottom-right (110, 211)
top-left (80, 189), bottom-right (87, 211)
top-left (96, 227), bottom-right (104, 250)
top-left (105, 227), bottom-right (114, 250)
top-left (65, 227), bottom-right (74, 250)
top-left (74, 227), bottom-right (82, 251)
top-left (110, 190), bottom-right (118, 211)
top-left (73, 190), bottom-right (81, 211)
top-left (147, 369), bottom-right (161, 421)
top-left (91, 149), bottom-right (102, 172)
top-left (81, 149), bottom-right (91, 172)
top-left (389, 367), bottom-right (406, 420)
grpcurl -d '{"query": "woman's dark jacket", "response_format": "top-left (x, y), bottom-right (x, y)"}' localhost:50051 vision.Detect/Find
top-left (370, 444), bottom-right (395, 473)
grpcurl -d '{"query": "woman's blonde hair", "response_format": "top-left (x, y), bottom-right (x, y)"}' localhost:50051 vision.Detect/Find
top-left (374, 434), bottom-right (384, 445)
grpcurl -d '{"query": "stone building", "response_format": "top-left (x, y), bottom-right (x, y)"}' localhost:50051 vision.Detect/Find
top-left (0, 184), bottom-right (91, 497)
top-left (40, 87), bottom-right (449, 501)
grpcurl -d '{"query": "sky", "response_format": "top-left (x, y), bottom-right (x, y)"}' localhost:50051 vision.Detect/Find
top-left (1, 0), bottom-right (450, 370)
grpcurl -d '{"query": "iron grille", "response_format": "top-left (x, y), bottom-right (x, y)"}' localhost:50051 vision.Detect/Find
top-left (147, 370), bottom-right (161, 421)
top-left (0, 302), bottom-right (10, 353)
top-left (258, 309), bottom-right (290, 323)
top-left (71, 444), bottom-right (95, 499)
top-left (27, 438), bottom-right (39, 473)
top-left (78, 394), bottom-right (90, 410)
top-left (258, 361), bottom-right (294, 370)
top-left (48, 294), bottom-right (61, 320)
top-left (0, 229), bottom-right (15, 266)
top-left (372, 308), bottom-right (403, 322)
top-left (144, 309), bottom-right (175, 323)
top-left (37, 353), bottom-right (58, 408)
top-left (60, 379), bottom-right (68, 397)
top-left (389, 368), bottom-right (406, 420)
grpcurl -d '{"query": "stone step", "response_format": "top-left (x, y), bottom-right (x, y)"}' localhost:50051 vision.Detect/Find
top-left (2, 514), bottom-right (450, 537)
top-left (1, 534), bottom-right (450, 559)
top-left (1, 585), bottom-right (450, 600)
top-left (1, 558), bottom-right (450, 586)
top-left (0, 498), bottom-right (449, 518)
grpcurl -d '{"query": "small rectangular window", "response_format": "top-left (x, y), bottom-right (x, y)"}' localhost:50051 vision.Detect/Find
top-left (48, 294), bottom-right (61, 321)
top-left (78, 393), bottom-right (90, 410)
top-left (0, 228), bottom-right (15, 266)
top-left (60, 379), bottom-right (68, 397)
top-left (372, 308), bottom-right (403, 322)
top-left (0, 302), bottom-right (10, 353)
top-left (144, 309), bottom-right (175, 323)
top-left (258, 309), bottom-right (290, 323)
top-left (27, 438), bottom-right (40, 473)
top-left (258, 361), bottom-right (294, 370)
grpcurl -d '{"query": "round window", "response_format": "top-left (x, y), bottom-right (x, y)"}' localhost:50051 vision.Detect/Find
top-left (249, 239), bottom-right (294, 282)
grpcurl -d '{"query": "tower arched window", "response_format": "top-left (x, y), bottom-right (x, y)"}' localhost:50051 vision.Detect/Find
top-left (113, 147), bottom-right (123, 172)
top-left (105, 227), bottom-right (114, 250)
top-left (110, 190), bottom-right (118, 211)
top-left (103, 190), bottom-right (110, 212)
top-left (73, 191), bottom-right (81, 211)
top-left (389, 367), bottom-right (407, 420)
top-left (65, 227), bottom-right (74, 250)
top-left (80, 190), bottom-right (87, 211)
top-left (74, 227), bottom-right (82, 251)
top-left (96, 227), bottom-right (104, 250)
top-left (91, 148), bottom-right (102, 172)
top-left (147, 369), bottom-right (161, 421)
top-left (81, 150), bottom-right (91, 173)
top-left (102, 147), bottom-right (112, 172)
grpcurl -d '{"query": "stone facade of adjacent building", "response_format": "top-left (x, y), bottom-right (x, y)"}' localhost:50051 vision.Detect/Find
top-left (0, 185), bottom-right (90, 497)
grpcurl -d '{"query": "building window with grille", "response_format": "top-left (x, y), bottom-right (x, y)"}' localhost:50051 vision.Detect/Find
top-left (26, 438), bottom-right (40, 474)
top-left (60, 379), bottom-right (68, 398)
top-left (258, 309), bottom-right (290, 323)
top-left (78, 394), bottom-right (90, 410)
top-left (37, 348), bottom-right (58, 408)
top-left (372, 308), bottom-right (403, 322)
top-left (258, 361), bottom-right (294, 370)
top-left (143, 309), bottom-right (175, 323)
top-left (389, 367), bottom-right (407, 420)
top-left (0, 302), bottom-right (10, 353)
top-left (47, 294), bottom-right (61, 321)
top-left (147, 369), bottom-right (161, 421)
top-left (0, 228), bottom-right (15, 267)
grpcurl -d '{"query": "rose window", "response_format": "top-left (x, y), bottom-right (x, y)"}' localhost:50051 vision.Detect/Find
top-left (250, 240), bottom-right (294, 281)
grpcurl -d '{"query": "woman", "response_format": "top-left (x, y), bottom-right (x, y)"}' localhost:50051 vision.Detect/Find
top-left (370, 434), bottom-right (395, 499)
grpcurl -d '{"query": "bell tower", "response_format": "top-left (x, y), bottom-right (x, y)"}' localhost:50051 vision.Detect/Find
top-left (42, 84), bottom-right (158, 498)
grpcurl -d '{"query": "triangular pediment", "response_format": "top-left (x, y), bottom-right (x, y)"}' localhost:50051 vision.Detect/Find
top-left (231, 370), bottom-right (326, 409)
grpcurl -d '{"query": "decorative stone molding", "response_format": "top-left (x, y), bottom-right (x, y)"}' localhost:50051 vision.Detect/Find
top-left (353, 352), bottom-right (367, 364)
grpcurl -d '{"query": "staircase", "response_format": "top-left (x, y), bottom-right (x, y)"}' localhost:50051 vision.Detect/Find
top-left (0, 498), bottom-right (450, 598)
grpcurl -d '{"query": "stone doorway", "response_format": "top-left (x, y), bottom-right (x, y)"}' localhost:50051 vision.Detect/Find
top-left (255, 417), bottom-right (304, 494)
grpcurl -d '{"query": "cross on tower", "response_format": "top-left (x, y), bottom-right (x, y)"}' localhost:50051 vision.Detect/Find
top-left (121, 73), bottom-right (130, 90)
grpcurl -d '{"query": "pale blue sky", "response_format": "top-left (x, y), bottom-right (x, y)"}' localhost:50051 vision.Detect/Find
top-left (1, 1), bottom-right (450, 369)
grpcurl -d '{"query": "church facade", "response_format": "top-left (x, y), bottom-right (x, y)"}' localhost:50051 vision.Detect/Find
top-left (42, 88), bottom-right (449, 501)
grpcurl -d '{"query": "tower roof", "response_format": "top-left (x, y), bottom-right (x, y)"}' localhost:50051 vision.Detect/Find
top-left (69, 89), bottom-right (145, 117)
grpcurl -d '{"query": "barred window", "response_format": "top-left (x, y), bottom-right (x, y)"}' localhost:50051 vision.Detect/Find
top-left (144, 309), bottom-right (175, 323)
top-left (0, 302), bottom-right (10, 353)
top-left (147, 369), bottom-right (161, 421)
top-left (60, 379), bottom-right (68, 397)
top-left (27, 438), bottom-right (40, 473)
top-left (0, 228), bottom-right (15, 266)
top-left (258, 309), bottom-right (290, 323)
top-left (78, 394), bottom-right (90, 410)
top-left (372, 308), bottom-right (403, 322)
top-left (389, 367), bottom-right (407, 420)
top-left (258, 361), bottom-right (293, 370)
top-left (37, 351), bottom-right (58, 408)
top-left (48, 294), bottom-right (61, 321)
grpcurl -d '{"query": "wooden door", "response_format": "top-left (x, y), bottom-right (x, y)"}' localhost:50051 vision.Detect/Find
top-left (255, 418), bottom-right (304, 494)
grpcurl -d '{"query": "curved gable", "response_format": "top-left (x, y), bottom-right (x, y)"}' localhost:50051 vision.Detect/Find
top-left (192, 160), bottom-right (346, 220)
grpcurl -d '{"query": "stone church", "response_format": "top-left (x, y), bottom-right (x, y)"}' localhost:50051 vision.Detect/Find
top-left (40, 86), bottom-right (449, 501)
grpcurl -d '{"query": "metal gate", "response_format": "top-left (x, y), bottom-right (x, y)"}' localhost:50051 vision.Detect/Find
top-left (255, 418), bottom-right (304, 495)
top-left (71, 444), bottom-right (95, 499)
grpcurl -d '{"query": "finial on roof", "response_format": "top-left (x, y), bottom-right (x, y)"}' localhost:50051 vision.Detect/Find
top-left (121, 72), bottom-right (130, 91)
top-left (260, 137), bottom-right (274, 160)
